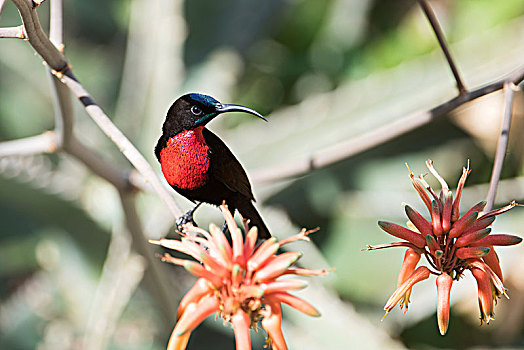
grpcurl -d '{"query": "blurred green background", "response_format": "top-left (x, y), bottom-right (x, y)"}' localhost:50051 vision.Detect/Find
top-left (2, 0), bottom-right (524, 349)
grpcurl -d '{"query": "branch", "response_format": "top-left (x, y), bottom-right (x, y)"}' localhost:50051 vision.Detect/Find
top-left (485, 82), bottom-right (517, 211)
top-left (118, 191), bottom-right (179, 324)
top-left (9, 0), bottom-right (183, 218)
top-left (419, 0), bottom-right (467, 94)
top-left (252, 65), bottom-right (524, 184)
top-left (0, 25), bottom-right (25, 38)
top-left (57, 71), bottom-right (183, 217)
top-left (10, 0), bottom-right (67, 71)
top-left (0, 131), bottom-right (57, 156)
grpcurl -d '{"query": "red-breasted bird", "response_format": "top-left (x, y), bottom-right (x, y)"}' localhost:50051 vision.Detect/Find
top-left (155, 93), bottom-right (271, 239)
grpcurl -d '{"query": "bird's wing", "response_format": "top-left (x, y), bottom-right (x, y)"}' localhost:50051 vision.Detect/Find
top-left (202, 128), bottom-right (255, 201)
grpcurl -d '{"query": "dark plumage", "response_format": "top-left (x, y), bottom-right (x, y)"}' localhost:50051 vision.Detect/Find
top-left (155, 93), bottom-right (271, 239)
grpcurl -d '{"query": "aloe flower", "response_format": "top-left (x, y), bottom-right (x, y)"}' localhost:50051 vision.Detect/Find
top-left (366, 160), bottom-right (522, 335)
top-left (151, 205), bottom-right (328, 350)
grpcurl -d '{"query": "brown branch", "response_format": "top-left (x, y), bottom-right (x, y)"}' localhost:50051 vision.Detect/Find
top-left (10, 0), bottom-right (67, 71)
top-left (0, 25), bottom-right (26, 38)
top-left (485, 82), bottom-right (517, 211)
top-left (252, 65), bottom-right (524, 184)
top-left (419, 0), bottom-right (467, 94)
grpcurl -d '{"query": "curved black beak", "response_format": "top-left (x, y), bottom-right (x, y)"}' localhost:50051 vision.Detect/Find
top-left (215, 104), bottom-right (267, 122)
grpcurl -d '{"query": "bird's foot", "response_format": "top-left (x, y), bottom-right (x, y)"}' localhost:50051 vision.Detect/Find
top-left (176, 212), bottom-right (197, 231)
top-left (176, 203), bottom-right (202, 232)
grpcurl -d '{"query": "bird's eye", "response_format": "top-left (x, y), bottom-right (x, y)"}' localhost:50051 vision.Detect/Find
top-left (191, 105), bottom-right (203, 115)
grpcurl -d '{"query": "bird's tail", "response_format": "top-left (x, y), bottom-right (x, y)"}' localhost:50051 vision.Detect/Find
top-left (236, 200), bottom-right (271, 239)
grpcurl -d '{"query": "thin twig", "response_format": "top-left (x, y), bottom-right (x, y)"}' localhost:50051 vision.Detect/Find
top-left (252, 65), bottom-right (524, 184)
top-left (485, 82), bottom-right (517, 211)
top-left (0, 131), bottom-right (57, 156)
top-left (47, 0), bottom-right (73, 149)
top-left (419, 0), bottom-right (467, 94)
top-left (0, 25), bottom-right (25, 38)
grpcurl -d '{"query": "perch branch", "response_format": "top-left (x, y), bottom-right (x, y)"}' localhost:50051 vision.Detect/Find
top-left (252, 65), bottom-right (524, 184)
top-left (9, 0), bottom-right (183, 217)
top-left (485, 82), bottom-right (517, 211)
top-left (419, 0), bottom-right (467, 94)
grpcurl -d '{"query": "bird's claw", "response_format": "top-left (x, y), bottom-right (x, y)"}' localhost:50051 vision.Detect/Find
top-left (176, 212), bottom-right (197, 231)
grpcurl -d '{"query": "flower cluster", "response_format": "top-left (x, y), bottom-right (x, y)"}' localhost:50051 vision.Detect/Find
top-left (152, 205), bottom-right (328, 350)
top-left (366, 160), bottom-right (522, 335)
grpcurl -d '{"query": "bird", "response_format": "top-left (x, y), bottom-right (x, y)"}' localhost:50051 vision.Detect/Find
top-left (155, 93), bottom-right (271, 239)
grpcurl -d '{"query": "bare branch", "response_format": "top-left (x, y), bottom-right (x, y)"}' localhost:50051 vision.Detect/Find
top-left (419, 0), bottom-right (467, 94)
top-left (49, 0), bottom-right (63, 49)
top-left (0, 25), bottom-right (25, 38)
top-left (9, 0), bottom-right (183, 218)
top-left (65, 138), bottom-right (132, 191)
top-left (252, 65), bottom-right (524, 184)
top-left (11, 0), bottom-right (68, 71)
top-left (118, 191), bottom-right (179, 323)
top-left (0, 131), bottom-right (57, 157)
top-left (57, 71), bottom-right (183, 217)
top-left (485, 82), bottom-right (517, 211)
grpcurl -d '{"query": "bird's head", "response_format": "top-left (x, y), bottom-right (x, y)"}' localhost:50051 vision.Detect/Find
top-left (163, 93), bottom-right (266, 134)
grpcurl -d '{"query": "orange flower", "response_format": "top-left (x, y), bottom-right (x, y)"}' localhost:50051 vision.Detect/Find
top-left (366, 160), bottom-right (522, 335)
top-left (151, 205), bottom-right (328, 350)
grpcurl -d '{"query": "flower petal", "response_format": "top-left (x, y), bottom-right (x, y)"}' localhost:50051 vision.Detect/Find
top-left (408, 167), bottom-right (432, 213)
top-left (461, 216), bottom-right (496, 236)
top-left (269, 292), bottom-right (321, 317)
top-left (482, 248), bottom-right (503, 282)
top-left (441, 191), bottom-right (453, 233)
top-left (174, 296), bottom-right (220, 336)
top-left (470, 234), bottom-right (523, 247)
top-left (436, 273), bottom-right (453, 336)
top-left (220, 204), bottom-right (244, 264)
top-left (451, 165), bottom-right (471, 222)
top-left (247, 238), bottom-right (279, 271)
top-left (167, 330), bottom-right (191, 350)
top-left (431, 200), bottom-right (443, 236)
top-left (397, 248), bottom-right (421, 288)
top-left (384, 266), bottom-right (430, 313)
top-left (471, 267), bottom-right (495, 324)
top-left (261, 299), bottom-right (287, 350)
top-left (244, 227), bottom-right (259, 259)
top-left (377, 221), bottom-right (426, 248)
top-left (455, 228), bottom-right (491, 247)
top-left (177, 278), bottom-right (213, 318)
top-left (262, 279), bottom-right (308, 294)
top-left (253, 252), bottom-right (302, 282)
top-left (405, 205), bottom-right (433, 236)
top-left (449, 210), bottom-right (480, 238)
top-left (231, 310), bottom-right (252, 350)
top-left (209, 223), bottom-right (233, 266)
top-left (456, 246), bottom-right (490, 260)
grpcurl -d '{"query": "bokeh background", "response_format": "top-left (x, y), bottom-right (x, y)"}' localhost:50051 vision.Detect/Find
top-left (2, 0), bottom-right (524, 349)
